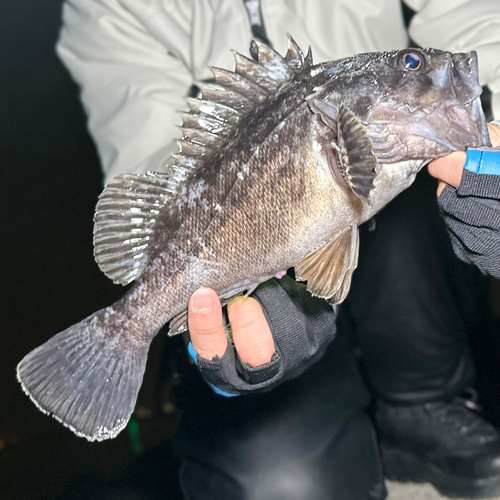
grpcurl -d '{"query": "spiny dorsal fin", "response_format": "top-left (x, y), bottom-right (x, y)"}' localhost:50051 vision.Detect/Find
top-left (295, 224), bottom-right (359, 305)
top-left (94, 172), bottom-right (174, 285)
top-left (285, 37), bottom-right (308, 70)
top-left (171, 36), bottom-right (311, 178)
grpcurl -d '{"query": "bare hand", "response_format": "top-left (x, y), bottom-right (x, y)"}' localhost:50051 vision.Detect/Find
top-left (428, 122), bottom-right (500, 196)
top-left (188, 287), bottom-right (275, 367)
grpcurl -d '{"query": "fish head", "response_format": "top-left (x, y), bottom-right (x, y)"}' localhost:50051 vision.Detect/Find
top-left (350, 48), bottom-right (490, 162)
top-left (309, 48), bottom-right (490, 212)
top-left (312, 48), bottom-right (490, 166)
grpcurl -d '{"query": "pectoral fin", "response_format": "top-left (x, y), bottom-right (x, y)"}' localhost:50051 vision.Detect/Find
top-left (335, 105), bottom-right (378, 202)
top-left (295, 224), bottom-right (359, 305)
top-left (308, 93), bottom-right (378, 202)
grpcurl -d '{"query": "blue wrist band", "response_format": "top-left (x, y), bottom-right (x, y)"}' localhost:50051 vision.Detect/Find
top-left (187, 341), bottom-right (198, 365)
top-left (208, 385), bottom-right (238, 398)
top-left (465, 149), bottom-right (500, 176)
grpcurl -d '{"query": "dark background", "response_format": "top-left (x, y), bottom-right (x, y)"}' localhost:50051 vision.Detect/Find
top-left (1, 1), bottom-right (182, 499)
top-left (2, 2), bottom-right (500, 499)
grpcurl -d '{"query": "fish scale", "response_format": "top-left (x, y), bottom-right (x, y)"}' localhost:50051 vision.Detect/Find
top-left (17, 38), bottom-right (490, 441)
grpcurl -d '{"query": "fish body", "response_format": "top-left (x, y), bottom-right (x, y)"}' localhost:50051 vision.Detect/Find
top-left (18, 40), bottom-right (490, 441)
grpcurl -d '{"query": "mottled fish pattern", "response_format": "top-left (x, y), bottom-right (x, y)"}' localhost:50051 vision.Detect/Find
top-left (17, 39), bottom-right (490, 441)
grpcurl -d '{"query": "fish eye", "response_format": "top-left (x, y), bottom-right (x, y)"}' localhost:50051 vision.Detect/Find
top-left (397, 50), bottom-right (425, 71)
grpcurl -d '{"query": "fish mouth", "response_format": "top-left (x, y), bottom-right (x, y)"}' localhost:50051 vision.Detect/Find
top-left (426, 51), bottom-right (490, 152)
top-left (467, 81), bottom-right (491, 147)
top-left (357, 49), bottom-right (490, 165)
top-left (447, 51), bottom-right (490, 149)
top-left (443, 96), bottom-right (490, 150)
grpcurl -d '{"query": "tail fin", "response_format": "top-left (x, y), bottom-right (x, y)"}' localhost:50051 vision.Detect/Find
top-left (16, 308), bottom-right (152, 441)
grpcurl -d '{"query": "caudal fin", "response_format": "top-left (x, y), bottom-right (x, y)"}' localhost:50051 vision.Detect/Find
top-left (17, 308), bottom-right (151, 441)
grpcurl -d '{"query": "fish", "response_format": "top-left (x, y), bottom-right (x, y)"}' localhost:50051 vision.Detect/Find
top-left (17, 38), bottom-right (490, 441)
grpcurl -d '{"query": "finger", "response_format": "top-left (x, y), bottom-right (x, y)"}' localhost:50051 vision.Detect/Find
top-left (488, 122), bottom-right (500, 147)
top-left (228, 296), bottom-right (275, 368)
top-left (188, 287), bottom-right (227, 360)
top-left (428, 151), bottom-right (466, 193)
top-left (436, 180), bottom-right (447, 197)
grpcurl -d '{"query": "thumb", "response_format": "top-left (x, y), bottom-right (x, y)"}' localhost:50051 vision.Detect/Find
top-left (188, 287), bottom-right (227, 360)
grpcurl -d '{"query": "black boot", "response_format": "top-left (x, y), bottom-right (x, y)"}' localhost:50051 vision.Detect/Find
top-left (376, 394), bottom-right (500, 499)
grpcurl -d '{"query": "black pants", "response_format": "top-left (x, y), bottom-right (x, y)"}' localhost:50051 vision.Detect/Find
top-left (345, 170), bottom-right (489, 404)
top-left (175, 171), bottom-right (490, 499)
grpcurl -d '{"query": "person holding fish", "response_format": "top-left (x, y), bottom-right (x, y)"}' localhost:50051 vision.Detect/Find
top-left (23, 0), bottom-right (500, 499)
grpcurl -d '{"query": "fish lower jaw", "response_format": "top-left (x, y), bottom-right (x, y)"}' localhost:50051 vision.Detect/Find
top-left (447, 98), bottom-right (489, 149)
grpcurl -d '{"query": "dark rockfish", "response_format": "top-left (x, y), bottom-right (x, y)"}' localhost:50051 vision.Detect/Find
top-left (17, 39), bottom-right (490, 441)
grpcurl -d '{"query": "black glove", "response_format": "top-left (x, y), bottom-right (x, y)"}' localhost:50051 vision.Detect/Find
top-left (188, 276), bottom-right (337, 396)
top-left (439, 151), bottom-right (500, 279)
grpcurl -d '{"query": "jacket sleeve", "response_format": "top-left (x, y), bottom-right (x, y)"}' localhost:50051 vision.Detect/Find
top-left (438, 147), bottom-right (500, 278)
top-left (56, 0), bottom-right (193, 184)
top-left (405, 0), bottom-right (500, 119)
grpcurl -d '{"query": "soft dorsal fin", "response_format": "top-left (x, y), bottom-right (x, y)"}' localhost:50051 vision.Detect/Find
top-left (93, 172), bottom-right (174, 285)
top-left (295, 224), bottom-right (359, 305)
top-left (170, 36), bottom-right (312, 180)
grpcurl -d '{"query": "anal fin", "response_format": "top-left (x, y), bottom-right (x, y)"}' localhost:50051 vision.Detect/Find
top-left (168, 311), bottom-right (189, 337)
top-left (295, 224), bottom-right (359, 305)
